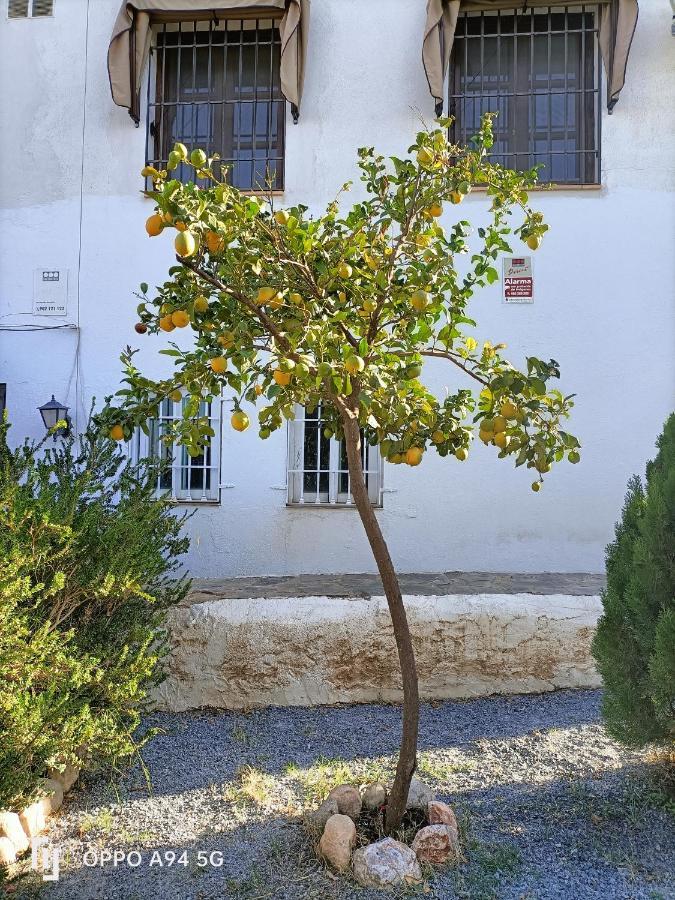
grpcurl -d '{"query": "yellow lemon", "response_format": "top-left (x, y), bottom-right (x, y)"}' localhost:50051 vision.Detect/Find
top-left (256, 286), bottom-right (278, 305)
top-left (410, 289), bottom-right (430, 312)
top-left (175, 231), bottom-right (196, 258)
top-left (231, 410), bottom-right (250, 432)
top-left (145, 214), bottom-right (164, 237)
top-left (210, 357), bottom-right (227, 374)
top-left (345, 355), bottom-right (365, 375)
top-left (406, 447), bottom-right (424, 466)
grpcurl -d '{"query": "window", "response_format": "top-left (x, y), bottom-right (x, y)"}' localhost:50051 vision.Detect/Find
top-left (130, 396), bottom-right (222, 503)
top-left (450, 7), bottom-right (601, 185)
top-left (146, 17), bottom-right (285, 191)
top-left (287, 406), bottom-right (383, 507)
top-left (8, 0), bottom-right (52, 16)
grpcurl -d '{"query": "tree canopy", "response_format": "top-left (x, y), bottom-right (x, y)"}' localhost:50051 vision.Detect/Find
top-left (102, 114), bottom-right (579, 487)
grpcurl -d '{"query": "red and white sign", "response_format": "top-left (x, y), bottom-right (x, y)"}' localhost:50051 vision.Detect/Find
top-left (503, 256), bottom-right (533, 304)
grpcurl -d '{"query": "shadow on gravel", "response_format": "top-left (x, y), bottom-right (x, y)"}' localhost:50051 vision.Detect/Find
top-left (12, 764), bottom-right (675, 900)
top-left (8, 690), bottom-right (675, 900)
top-left (118, 690), bottom-right (607, 797)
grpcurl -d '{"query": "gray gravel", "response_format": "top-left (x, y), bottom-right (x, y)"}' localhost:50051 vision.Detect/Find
top-left (9, 690), bottom-right (675, 900)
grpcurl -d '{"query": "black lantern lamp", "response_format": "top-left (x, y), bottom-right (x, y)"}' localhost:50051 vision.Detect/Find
top-left (38, 395), bottom-right (71, 438)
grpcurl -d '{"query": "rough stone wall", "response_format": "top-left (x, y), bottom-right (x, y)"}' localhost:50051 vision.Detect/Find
top-left (153, 593), bottom-right (602, 712)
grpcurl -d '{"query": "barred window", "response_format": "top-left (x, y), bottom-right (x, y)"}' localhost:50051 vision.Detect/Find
top-left (130, 396), bottom-right (222, 503)
top-left (146, 17), bottom-right (285, 191)
top-left (450, 7), bottom-right (601, 185)
top-left (8, 0), bottom-right (53, 17)
top-left (287, 406), bottom-right (383, 507)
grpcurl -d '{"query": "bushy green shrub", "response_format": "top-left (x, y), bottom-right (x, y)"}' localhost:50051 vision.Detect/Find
top-left (592, 414), bottom-right (675, 745)
top-left (0, 419), bottom-right (189, 810)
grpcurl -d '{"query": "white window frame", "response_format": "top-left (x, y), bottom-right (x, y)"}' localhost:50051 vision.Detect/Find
top-left (129, 395), bottom-right (222, 504)
top-left (287, 404), bottom-right (383, 508)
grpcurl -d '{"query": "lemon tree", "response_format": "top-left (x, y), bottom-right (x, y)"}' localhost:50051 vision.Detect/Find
top-left (103, 117), bottom-right (580, 832)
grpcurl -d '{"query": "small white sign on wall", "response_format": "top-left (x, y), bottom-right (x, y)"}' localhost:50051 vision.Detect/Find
top-left (503, 256), bottom-right (534, 304)
top-left (33, 268), bottom-right (68, 316)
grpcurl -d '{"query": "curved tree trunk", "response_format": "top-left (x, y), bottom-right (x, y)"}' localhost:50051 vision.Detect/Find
top-left (340, 407), bottom-right (419, 834)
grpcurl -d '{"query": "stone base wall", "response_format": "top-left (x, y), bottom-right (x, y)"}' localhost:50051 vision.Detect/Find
top-left (153, 592), bottom-right (602, 712)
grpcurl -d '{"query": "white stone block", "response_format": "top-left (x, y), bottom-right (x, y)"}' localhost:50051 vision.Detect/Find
top-left (0, 836), bottom-right (16, 867)
top-left (19, 799), bottom-right (50, 838)
top-left (0, 811), bottom-right (29, 855)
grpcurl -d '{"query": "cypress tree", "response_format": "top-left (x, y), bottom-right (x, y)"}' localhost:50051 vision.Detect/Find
top-left (592, 414), bottom-right (675, 745)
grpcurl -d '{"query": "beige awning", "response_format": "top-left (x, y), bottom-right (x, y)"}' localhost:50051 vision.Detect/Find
top-left (108, 0), bottom-right (309, 124)
top-left (423, 0), bottom-right (638, 116)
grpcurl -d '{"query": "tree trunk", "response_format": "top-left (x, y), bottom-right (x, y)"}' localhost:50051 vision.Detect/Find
top-left (340, 408), bottom-right (419, 833)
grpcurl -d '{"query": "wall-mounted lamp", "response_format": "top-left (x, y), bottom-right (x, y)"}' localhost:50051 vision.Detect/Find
top-left (38, 395), bottom-right (71, 439)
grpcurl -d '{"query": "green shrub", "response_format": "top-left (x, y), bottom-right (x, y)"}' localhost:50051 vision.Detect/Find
top-left (0, 418), bottom-right (189, 810)
top-left (592, 414), bottom-right (675, 746)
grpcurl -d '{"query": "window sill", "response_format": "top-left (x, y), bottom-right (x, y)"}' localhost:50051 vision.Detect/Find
top-left (286, 503), bottom-right (382, 510)
top-left (470, 183), bottom-right (602, 193)
top-left (164, 498), bottom-right (221, 506)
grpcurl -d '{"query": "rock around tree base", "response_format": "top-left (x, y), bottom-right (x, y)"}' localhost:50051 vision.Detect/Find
top-left (309, 780), bottom-right (461, 888)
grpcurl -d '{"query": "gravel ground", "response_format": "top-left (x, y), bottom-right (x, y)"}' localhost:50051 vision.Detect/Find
top-left (7, 690), bottom-right (674, 900)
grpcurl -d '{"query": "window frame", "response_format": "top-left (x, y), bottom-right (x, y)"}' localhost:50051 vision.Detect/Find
top-left (144, 15), bottom-right (286, 194)
top-left (449, 5), bottom-right (602, 187)
top-left (129, 395), bottom-right (223, 505)
top-left (286, 405), bottom-right (384, 509)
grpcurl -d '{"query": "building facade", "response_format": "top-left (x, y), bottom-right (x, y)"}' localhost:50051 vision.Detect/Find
top-left (1, 0), bottom-right (673, 578)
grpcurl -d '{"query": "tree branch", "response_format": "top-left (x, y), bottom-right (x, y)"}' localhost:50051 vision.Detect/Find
top-left (179, 257), bottom-right (294, 356)
top-left (420, 349), bottom-right (488, 385)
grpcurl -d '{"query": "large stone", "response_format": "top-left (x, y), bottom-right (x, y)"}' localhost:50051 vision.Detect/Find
top-left (318, 814), bottom-right (356, 871)
top-left (305, 798), bottom-right (339, 831)
top-left (19, 799), bottom-right (50, 837)
top-left (0, 811), bottom-right (29, 855)
top-left (152, 590), bottom-right (603, 712)
top-left (362, 782), bottom-right (387, 810)
top-left (406, 777), bottom-right (435, 810)
top-left (352, 837), bottom-right (422, 888)
top-left (327, 784), bottom-right (362, 821)
top-left (412, 824), bottom-right (461, 866)
top-left (48, 763), bottom-right (80, 793)
top-left (40, 779), bottom-right (64, 813)
top-left (0, 837), bottom-right (16, 867)
top-left (427, 800), bottom-right (458, 834)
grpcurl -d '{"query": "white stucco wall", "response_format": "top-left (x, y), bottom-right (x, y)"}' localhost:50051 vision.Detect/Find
top-left (1, 1), bottom-right (673, 578)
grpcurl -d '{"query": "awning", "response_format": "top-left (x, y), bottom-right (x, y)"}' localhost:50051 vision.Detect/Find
top-left (108, 0), bottom-right (309, 125)
top-left (423, 0), bottom-right (638, 116)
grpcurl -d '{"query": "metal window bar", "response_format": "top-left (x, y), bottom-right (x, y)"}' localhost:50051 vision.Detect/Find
top-left (287, 406), bottom-right (383, 507)
top-left (145, 17), bottom-right (285, 191)
top-left (129, 396), bottom-right (221, 503)
top-left (449, 6), bottom-right (601, 185)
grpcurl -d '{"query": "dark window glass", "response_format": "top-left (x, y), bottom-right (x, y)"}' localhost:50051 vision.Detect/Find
top-left (302, 406), bottom-right (331, 498)
top-left (147, 20), bottom-right (285, 191)
top-left (450, 8), bottom-right (599, 184)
